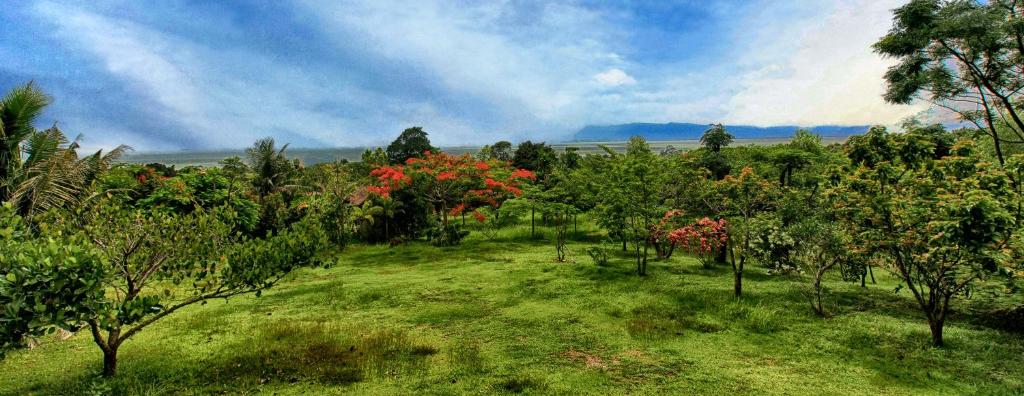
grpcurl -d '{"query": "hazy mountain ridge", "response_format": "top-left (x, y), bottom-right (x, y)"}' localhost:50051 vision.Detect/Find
top-left (573, 122), bottom-right (870, 142)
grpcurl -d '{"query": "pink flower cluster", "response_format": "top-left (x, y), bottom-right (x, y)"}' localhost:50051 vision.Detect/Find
top-left (668, 217), bottom-right (728, 265)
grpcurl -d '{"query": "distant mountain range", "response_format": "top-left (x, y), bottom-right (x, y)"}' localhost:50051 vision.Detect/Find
top-left (572, 122), bottom-right (870, 142)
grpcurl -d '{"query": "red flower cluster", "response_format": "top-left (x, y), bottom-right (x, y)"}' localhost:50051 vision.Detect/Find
top-left (368, 165), bottom-right (411, 197)
top-left (510, 168), bottom-right (536, 180)
top-left (364, 151), bottom-right (537, 225)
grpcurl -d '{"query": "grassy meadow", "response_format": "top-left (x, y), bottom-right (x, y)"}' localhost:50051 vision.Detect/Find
top-left (2, 218), bottom-right (1021, 395)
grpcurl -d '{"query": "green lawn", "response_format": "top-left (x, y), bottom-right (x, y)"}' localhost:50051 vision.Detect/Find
top-left (2, 225), bottom-right (1022, 395)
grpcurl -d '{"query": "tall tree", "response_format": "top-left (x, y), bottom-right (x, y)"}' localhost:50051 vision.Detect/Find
top-left (0, 83), bottom-right (50, 199)
top-left (700, 123), bottom-right (734, 153)
top-left (386, 127), bottom-right (436, 165)
top-left (874, 0), bottom-right (1024, 165)
top-left (245, 137), bottom-right (295, 199)
top-left (512, 141), bottom-right (557, 182)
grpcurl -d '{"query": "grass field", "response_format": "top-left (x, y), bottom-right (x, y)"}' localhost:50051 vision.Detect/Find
top-left (2, 219), bottom-right (1022, 395)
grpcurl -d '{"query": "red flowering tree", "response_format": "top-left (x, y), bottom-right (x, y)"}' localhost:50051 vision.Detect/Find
top-left (668, 217), bottom-right (729, 269)
top-left (366, 151), bottom-right (535, 240)
top-left (650, 209), bottom-right (687, 259)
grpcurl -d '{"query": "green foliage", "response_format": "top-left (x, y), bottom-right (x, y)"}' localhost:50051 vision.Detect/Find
top-left (700, 123), bottom-right (734, 153)
top-left (831, 125), bottom-right (1018, 345)
top-left (427, 224), bottom-right (468, 247)
top-left (512, 140), bottom-right (557, 182)
top-left (137, 168), bottom-right (260, 233)
top-left (747, 214), bottom-right (798, 274)
top-left (0, 205), bottom-right (106, 358)
top-left (386, 127), bottom-right (435, 165)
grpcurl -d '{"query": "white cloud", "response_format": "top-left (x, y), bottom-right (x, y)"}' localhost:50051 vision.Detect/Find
top-left (722, 0), bottom-right (925, 126)
top-left (593, 68), bottom-right (636, 87)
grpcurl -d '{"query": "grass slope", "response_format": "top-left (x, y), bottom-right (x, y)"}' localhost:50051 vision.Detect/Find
top-left (2, 223), bottom-right (1022, 395)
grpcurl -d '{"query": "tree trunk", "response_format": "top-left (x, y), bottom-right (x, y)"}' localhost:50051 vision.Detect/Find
top-left (531, 207), bottom-right (535, 238)
top-left (734, 266), bottom-right (743, 298)
top-left (102, 347), bottom-right (119, 377)
top-left (715, 245), bottom-right (727, 264)
top-left (812, 260), bottom-right (838, 317)
top-left (868, 265), bottom-right (876, 284)
top-left (929, 318), bottom-right (944, 347)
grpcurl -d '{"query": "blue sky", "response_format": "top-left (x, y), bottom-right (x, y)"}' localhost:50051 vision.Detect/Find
top-left (0, 0), bottom-right (921, 151)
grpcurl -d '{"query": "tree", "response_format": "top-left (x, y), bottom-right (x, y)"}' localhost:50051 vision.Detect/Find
top-left (512, 141), bottom-right (557, 182)
top-left (5, 201), bottom-right (328, 376)
top-left (700, 123), bottom-right (734, 153)
top-left (0, 83), bottom-right (50, 200)
top-left (6, 126), bottom-right (128, 222)
top-left (719, 167), bottom-right (775, 297)
top-left (874, 0), bottom-right (1024, 165)
top-left (491, 140), bottom-right (514, 162)
top-left (245, 137), bottom-right (296, 200)
top-left (386, 127), bottom-right (435, 165)
top-left (365, 151), bottom-right (534, 244)
top-left (0, 85), bottom-right (128, 221)
top-left (830, 126), bottom-right (1016, 346)
top-left (619, 137), bottom-right (665, 275)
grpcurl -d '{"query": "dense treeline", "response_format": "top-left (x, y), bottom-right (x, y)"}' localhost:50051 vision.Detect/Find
top-left (1, 0), bottom-right (1023, 381)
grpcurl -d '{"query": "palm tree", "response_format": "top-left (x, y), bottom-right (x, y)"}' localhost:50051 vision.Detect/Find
top-left (6, 125), bottom-right (129, 221)
top-left (0, 83), bottom-right (129, 221)
top-left (245, 137), bottom-right (295, 199)
top-left (377, 196), bottom-right (401, 241)
top-left (0, 82), bottom-right (51, 199)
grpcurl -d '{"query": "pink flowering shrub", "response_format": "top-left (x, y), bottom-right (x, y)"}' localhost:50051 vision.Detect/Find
top-left (668, 217), bottom-right (729, 268)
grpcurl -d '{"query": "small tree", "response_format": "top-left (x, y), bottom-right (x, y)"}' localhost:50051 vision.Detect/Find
top-left (668, 217), bottom-right (729, 269)
top-left (619, 137), bottom-right (665, 275)
top-left (718, 167), bottom-right (775, 298)
top-left (1, 201), bottom-right (327, 376)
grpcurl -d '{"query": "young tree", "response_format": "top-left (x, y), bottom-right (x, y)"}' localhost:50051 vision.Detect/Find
top-left (718, 167), bottom-right (775, 297)
top-left (830, 126), bottom-right (1016, 346)
top-left (619, 137), bottom-right (665, 275)
top-left (386, 127), bottom-right (436, 165)
top-left (1, 201), bottom-right (327, 376)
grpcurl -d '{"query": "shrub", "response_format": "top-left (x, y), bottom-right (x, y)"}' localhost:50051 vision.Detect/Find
top-left (586, 246), bottom-right (609, 266)
top-left (668, 217), bottom-right (728, 269)
top-left (748, 214), bottom-right (799, 274)
top-left (427, 224), bottom-right (469, 247)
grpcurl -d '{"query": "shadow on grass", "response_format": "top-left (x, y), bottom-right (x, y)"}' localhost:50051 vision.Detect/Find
top-left (12, 321), bottom-right (440, 395)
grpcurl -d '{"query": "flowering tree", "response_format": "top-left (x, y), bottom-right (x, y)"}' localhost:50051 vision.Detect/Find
top-left (668, 217), bottom-right (729, 269)
top-left (366, 151), bottom-right (535, 243)
top-left (650, 210), bottom-right (687, 259)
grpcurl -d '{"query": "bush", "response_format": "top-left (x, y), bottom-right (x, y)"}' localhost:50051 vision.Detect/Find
top-left (427, 224), bottom-right (468, 247)
top-left (586, 246), bottom-right (610, 266)
top-left (748, 214), bottom-right (798, 274)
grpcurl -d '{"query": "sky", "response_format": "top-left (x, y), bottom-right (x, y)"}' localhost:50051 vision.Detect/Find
top-left (0, 0), bottom-right (925, 152)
